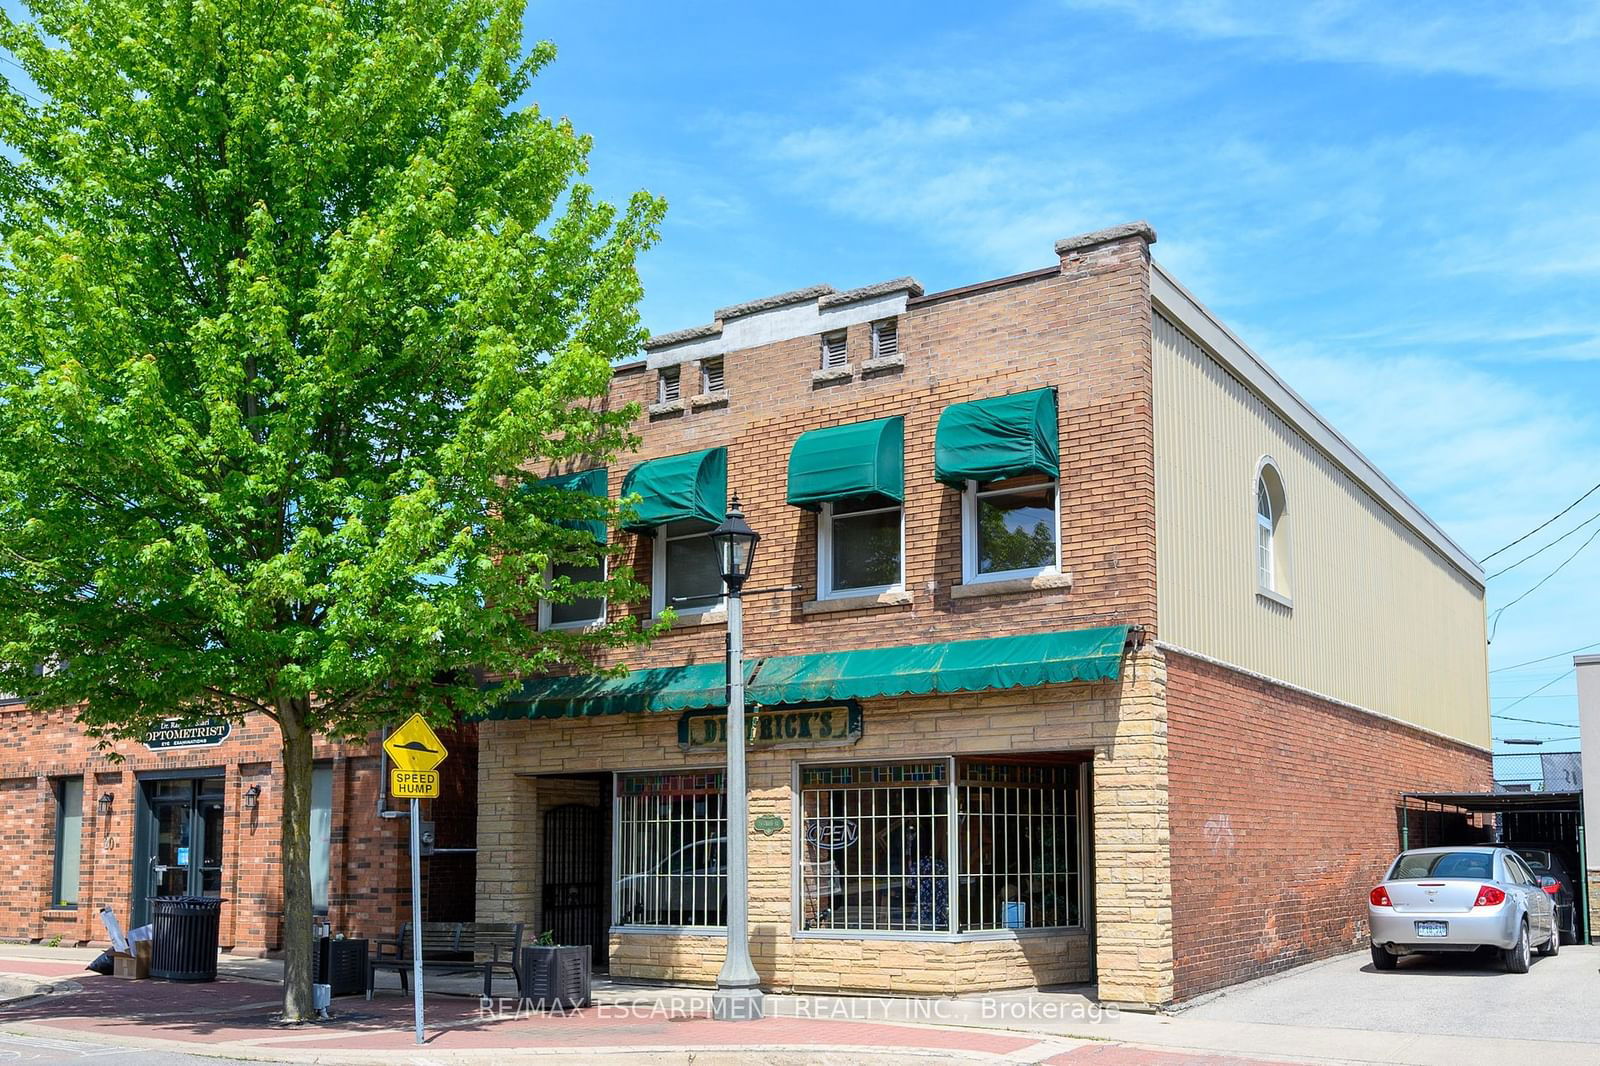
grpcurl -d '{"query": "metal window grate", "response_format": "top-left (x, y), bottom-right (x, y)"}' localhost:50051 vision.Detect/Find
top-left (800, 761), bottom-right (949, 932)
top-left (797, 758), bottom-right (1081, 934)
top-left (872, 319), bottom-right (898, 360)
top-left (957, 761), bottom-right (1079, 931)
top-left (614, 771), bottom-right (727, 928)
top-left (821, 332), bottom-right (848, 370)
top-left (659, 366), bottom-right (680, 403)
top-left (701, 357), bottom-right (725, 394)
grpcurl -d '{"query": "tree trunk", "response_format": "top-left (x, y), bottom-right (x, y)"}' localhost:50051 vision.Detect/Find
top-left (277, 700), bottom-right (316, 1023)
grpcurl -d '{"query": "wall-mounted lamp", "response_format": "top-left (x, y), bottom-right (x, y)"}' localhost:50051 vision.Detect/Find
top-left (97, 792), bottom-right (114, 816)
top-left (243, 784), bottom-right (261, 810)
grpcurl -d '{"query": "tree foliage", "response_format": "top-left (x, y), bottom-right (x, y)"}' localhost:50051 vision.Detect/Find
top-left (0, 0), bottom-right (663, 1019)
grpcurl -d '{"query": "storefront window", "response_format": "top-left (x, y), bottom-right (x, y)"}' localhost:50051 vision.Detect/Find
top-left (614, 770), bottom-right (727, 928)
top-left (310, 762), bottom-right (333, 913)
top-left (798, 758), bottom-right (1081, 934)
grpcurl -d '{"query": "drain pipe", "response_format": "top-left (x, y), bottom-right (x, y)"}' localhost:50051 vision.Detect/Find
top-left (378, 738), bottom-right (405, 820)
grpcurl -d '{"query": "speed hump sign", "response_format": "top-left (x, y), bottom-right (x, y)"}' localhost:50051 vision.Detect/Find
top-left (391, 769), bottom-right (440, 799)
top-left (385, 714), bottom-right (448, 799)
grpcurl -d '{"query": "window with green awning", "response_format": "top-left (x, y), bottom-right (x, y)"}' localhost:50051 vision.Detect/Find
top-left (786, 416), bottom-right (905, 510)
top-left (534, 467), bottom-right (609, 543)
top-left (934, 388), bottom-right (1059, 487)
top-left (620, 447), bottom-right (727, 532)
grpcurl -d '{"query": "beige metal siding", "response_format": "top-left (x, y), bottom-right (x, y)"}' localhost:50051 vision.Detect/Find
top-left (1153, 313), bottom-right (1490, 748)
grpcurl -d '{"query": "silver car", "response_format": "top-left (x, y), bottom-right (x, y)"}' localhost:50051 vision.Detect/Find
top-left (1368, 846), bottom-right (1559, 972)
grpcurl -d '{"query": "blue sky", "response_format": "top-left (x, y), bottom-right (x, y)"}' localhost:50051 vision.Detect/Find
top-left (525, 0), bottom-right (1600, 752)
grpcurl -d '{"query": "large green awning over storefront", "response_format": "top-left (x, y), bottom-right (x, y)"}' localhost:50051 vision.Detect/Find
top-left (619, 447), bottom-right (727, 532)
top-left (786, 416), bottom-right (905, 510)
top-left (533, 467), bottom-right (609, 543)
top-left (933, 388), bottom-right (1059, 487)
top-left (485, 625), bottom-right (1129, 720)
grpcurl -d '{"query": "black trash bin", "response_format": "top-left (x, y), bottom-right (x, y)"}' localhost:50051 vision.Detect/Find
top-left (149, 896), bottom-right (227, 982)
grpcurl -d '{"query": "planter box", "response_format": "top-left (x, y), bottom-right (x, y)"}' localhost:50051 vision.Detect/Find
top-left (519, 944), bottom-right (591, 1010)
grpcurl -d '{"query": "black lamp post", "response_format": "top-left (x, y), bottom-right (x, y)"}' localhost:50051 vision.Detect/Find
top-left (707, 494), bottom-right (763, 1020)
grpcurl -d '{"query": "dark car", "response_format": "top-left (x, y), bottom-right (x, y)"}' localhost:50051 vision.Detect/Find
top-left (1512, 844), bottom-right (1579, 944)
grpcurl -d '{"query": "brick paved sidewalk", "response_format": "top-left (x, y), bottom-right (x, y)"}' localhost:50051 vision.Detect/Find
top-left (0, 955), bottom-right (1303, 1066)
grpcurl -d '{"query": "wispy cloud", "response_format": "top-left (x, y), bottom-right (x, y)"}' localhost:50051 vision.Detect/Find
top-left (1064, 0), bottom-right (1600, 91)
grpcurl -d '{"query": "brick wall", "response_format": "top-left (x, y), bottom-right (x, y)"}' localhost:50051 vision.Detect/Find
top-left (1164, 649), bottom-right (1492, 998)
top-left (0, 703), bottom-right (474, 953)
top-left (549, 229), bottom-right (1158, 671)
top-left (479, 647), bottom-right (1175, 1005)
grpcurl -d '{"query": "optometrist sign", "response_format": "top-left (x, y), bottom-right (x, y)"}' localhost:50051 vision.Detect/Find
top-left (678, 703), bottom-right (862, 752)
top-left (143, 718), bottom-right (233, 750)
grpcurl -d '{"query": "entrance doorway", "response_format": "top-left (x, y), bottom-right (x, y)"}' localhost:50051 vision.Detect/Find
top-left (535, 773), bottom-right (610, 969)
top-left (134, 776), bottom-right (225, 926)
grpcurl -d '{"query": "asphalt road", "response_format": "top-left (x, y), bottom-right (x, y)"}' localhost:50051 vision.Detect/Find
top-left (0, 1032), bottom-right (276, 1065)
top-left (1184, 943), bottom-right (1600, 1043)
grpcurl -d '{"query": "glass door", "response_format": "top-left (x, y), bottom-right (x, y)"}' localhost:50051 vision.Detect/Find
top-left (136, 777), bottom-right (224, 924)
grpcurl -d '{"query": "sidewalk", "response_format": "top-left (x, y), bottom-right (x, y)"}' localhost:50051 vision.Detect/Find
top-left (2, 944), bottom-right (1594, 1066)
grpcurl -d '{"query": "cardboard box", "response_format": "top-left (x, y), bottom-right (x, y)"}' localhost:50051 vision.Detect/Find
top-left (112, 940), bottom-right (151, 979)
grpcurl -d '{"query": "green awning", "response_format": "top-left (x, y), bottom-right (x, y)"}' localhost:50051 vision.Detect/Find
top-left (486, 662), bottom-right (728, 720)
top-left (486, 625), bottom-right (1129, 719)
top-left (534, 468), bottom-right (609, 543)
top-left (620, 447), bottom-right (727, 532)
top-left (786, 416), bottom-right (905, 510)
top-left (934, 387), bottom-right (1059, 487)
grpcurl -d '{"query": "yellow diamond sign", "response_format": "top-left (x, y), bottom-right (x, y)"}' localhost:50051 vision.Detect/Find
top-left (384, 713), bottom-right (448, 772)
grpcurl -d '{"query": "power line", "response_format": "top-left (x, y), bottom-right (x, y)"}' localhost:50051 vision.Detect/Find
top-left (1491, 639), bottom-right (1600, 673)
top-left (1488, 524), bottom-right (1600, 640)
top-left (1493, 667), bottom-right (1575, 715)
top-left (1488, 510), bottom-right (1600, 580)
top-left (1481, 479), bottom-right (1600, 562)
top-left (1492, 712), bottom-right (1576, 728)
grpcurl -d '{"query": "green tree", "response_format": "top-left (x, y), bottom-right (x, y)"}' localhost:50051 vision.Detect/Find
top-left (0, 0), bottom-right (664, 1021)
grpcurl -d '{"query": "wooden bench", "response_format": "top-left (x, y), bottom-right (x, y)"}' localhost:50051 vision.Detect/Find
top-left (367, 921), bottom-right (523, 998)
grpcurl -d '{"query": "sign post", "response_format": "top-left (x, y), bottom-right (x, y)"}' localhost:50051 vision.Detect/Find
top-left (383, 714), bottom-right (449, 1046)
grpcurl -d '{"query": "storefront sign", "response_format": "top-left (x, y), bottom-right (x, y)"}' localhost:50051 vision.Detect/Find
top-left (754, 814), bottom-right (784, 836)
top-left (143, 718), bottom-right (232, 750)
top-left (678, 703), bottom-right (862, 752)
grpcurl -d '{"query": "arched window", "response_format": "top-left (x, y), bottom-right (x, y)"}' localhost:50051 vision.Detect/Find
top-left (1255, 461), bottom-right (1289, 602)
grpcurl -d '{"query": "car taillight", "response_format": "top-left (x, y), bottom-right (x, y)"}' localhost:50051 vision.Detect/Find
top-left (1370, 886), bottom-right (1392, 907)
top-left (1543, 882), bottom-right (1561, 896)
top-left (1474, 885), bottom-right (1506, 907)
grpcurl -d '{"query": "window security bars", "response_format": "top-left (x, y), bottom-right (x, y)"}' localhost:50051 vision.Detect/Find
top-left (614, 771), bottom-right (728, 928)
top-left (798, 759), bottom-right (1082, 934)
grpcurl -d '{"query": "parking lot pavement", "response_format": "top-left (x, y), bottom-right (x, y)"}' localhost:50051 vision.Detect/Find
top-left (1182, 944), bottom-right (1600, 1043)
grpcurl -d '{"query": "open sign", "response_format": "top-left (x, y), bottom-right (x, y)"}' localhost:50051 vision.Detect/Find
top-left (805, 819), bottom-right (859, 850)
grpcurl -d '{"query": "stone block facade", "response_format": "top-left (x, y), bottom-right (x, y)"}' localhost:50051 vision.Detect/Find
top-left (479, 647), bottom-right (1172, 1005)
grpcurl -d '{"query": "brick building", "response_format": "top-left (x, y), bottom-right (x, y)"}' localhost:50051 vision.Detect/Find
top-left (474, 220), bottom-right (1492, 1007)
top-left (0, 700), bottom-right (478, 955)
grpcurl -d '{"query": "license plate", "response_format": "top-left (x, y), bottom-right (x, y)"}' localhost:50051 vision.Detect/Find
top-left (1415, 921), bottom-right (1448, 938)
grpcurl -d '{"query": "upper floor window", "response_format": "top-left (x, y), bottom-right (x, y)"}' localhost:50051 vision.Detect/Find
top-left (654, 519), bottom-right (724, 616)
top-left (820, 331), bottom-right (848, 371)
top-left (819, 498), bottom-right (903, 598)
top-left (962, 474), bottom-right (1059, 583)
top-left (1255, 460), bottom-right (1290, 604)
top-left (871, 318), bottom-right (899, 360)
top-left (539, 555), bottom-right (607, 630)
top-left (658, 366), bottom-right (681, 404)
top-left (700, 357), bottom-right (725, 394)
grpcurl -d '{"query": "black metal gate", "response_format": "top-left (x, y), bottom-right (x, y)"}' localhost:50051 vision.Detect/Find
top-left (542, 803), bottom-right (608, 967)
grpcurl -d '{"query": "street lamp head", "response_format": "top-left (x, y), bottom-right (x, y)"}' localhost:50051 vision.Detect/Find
top-left (710, 494), bottom-right (761, 590)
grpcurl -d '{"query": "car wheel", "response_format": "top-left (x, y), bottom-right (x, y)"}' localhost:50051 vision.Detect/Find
top-left (1540, 920), bottom-right (1560, 957)
top-left (1504, 920), bottom-right (1531, 973)
top-left (1370, 944), bottom-right (1398, 971)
